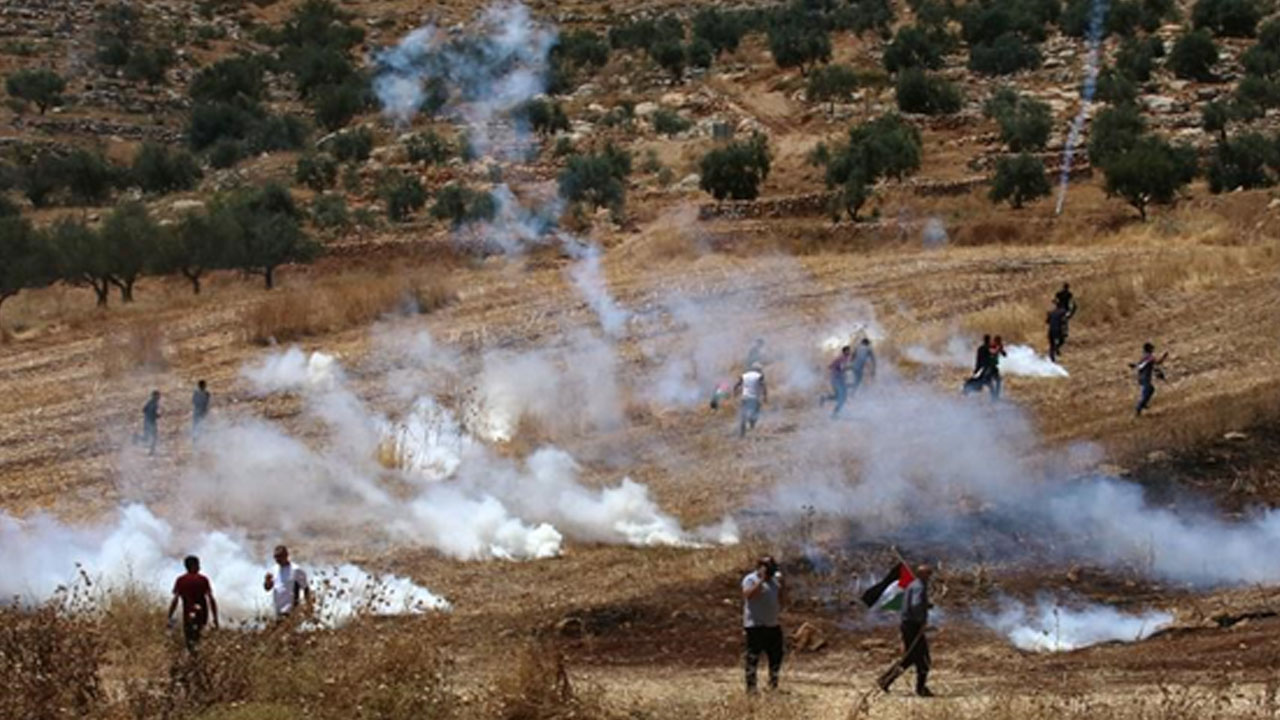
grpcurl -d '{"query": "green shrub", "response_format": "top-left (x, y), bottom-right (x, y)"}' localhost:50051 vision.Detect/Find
top-left (5, 69), bottom-right (65, 114)
top-left (321, 127), bottom-right (374, 162)
top-left (295, 153), bottom-right (338, 191)
top-left (883, 25), bottom-right (947, 72)
top-left (807, 64), bottom-right (859, 107)
top-left (132, 143), bottom-right (203, 193)
top-left (968, 32), bottom-right (1041, 75)
top-left (699, 134), bottom-right (772, 200)
top-left (1169, 29), bottom-right (1218, 80)
top-left (311, 192), bottom-right (350, 229)
top-left (377, 170), bottom-right (426, 222)
top-left (895, 68), bottom-right (962, 114)
top-left (405, 131), bottom-right (454, 166)
top-left (430, 184), bottom-right (497, 227)
top-left (1101, 134), bottom-right (1197, 219)
top-left (653, 108), bottom-right (693, 136)
top-left (989, 152), bottom-right (1050, 208)
top-left (1192, 0), bottom-right (1261, 37)
top-left (983, 88), bottom-right (1051, 152)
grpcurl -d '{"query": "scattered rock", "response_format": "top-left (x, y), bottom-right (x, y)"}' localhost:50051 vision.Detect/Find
top-left (555, 616), bottom-right (584, 638)
top-left (676, 173), bottom-right (702, 191)
top-left (1224, 431), bottom-right (1249, 441)
top-left (660, 91), bottom-right (689, 108)
top-left (633, 101), bottom-right (659, 117)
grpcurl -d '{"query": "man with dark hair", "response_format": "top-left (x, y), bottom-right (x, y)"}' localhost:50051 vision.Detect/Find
top-left (878, 563), bottom-right (934, 697)
top-left (168, 555), bottom-right (218, 651)
top-left (742, 556), bottom-right (786, 692)
top-left (987, 336), bottom-right (1007, 400)
top-left (820, 346), bottom-right (852, 417)
top-left (264, 545), bottom-right (311, 618)
top-left (1130, 342), bottom-right (1167, 417)
top-left (192, 380), bottom-right (211, 438)
top-left (964, 335), bottom-right (992, 396)
top-left (140, 390), bottom-right (161, 455)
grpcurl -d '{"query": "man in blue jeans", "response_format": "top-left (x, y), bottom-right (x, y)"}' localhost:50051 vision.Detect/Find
top-left (820, 346), bottom-right (852, 417)
top-left (1130, 342), bottom-right (1167, 416)
top-left (742, 556), bottom-right (786, 692)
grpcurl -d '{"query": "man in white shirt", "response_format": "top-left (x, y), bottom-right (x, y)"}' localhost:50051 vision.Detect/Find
top-left (733, 363), bottom-right (767, 438)
top-left (742, 556), bottom-right (785, 692)
top-left (263, 545), bottom-right (311, 618)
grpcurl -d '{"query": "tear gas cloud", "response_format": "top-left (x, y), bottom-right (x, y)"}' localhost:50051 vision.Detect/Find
top-left (978, 595), bottom-right (1172, 652)
top-left (761, 349), bottom-right (1280, 588)
top-left (372, 2), bottom-right (555, 157)
top-left (0, 504), bottom-right (449, 626)
top-left (904, 335), bottom-right (1069, 378)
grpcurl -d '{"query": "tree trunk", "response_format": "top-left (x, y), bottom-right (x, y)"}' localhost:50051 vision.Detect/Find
top-left (109, 276), bottom-right (136, 303)
top-left (182, 268), bottom-right (202, 295)
top-left (264, 266), bottom-right (275, 290)
top-left (92, 279), bottom-right (110, 307)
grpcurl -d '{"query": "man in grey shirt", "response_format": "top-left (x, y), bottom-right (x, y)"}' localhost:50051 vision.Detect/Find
top-left (741, 556), bottom-right (785, 692)
top-left (878, 564), bottom-right (934, 697)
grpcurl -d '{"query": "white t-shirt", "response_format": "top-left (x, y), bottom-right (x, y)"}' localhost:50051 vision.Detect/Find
top-left (740, 370), bottom-right (764, 399)
top-left (272, 564), bottom-right (308, 616)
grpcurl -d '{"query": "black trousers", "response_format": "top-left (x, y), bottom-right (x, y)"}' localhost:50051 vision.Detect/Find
top-left (183, 620), bottom-right (204, 652)
top-left (744, 626), bottom-right (784, 690)
top-left (899, 621), bottom-right (930, 691)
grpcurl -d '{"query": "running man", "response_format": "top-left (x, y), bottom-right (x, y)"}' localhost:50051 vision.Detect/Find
top-left (850, 338), bottom-right (877, 395)
top-left (192, 380), bottom-right (211, 438)
top-left (820, 346), bottom-right (852, 417)
top-left (1130, 342), bottom-right (1167, 417)
top-left (734, 363), bottom-right (767, 438)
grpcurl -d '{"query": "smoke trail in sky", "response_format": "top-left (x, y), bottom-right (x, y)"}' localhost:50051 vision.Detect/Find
top-left (1056, 0), bottom-right (1111, 215)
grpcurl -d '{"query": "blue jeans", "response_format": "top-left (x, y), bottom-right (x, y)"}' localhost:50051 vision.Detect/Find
top-left (739, 398), bottom-right (761, 437)
top-left (1136, 383), bottom-right (1155, 415)
top-left (829, 379), bottom-right (848, 417)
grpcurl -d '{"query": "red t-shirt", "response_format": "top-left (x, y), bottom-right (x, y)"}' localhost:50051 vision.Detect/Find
top-left (172, 572), bottom-right (212, 625)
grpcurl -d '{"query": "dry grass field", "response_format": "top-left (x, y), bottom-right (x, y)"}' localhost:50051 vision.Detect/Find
top-left (5, 0), bottom-right (1280, 717)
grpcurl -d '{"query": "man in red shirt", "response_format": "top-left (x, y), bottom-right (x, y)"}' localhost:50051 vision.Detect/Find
top-left (168, 555), bottom-right (219, 651)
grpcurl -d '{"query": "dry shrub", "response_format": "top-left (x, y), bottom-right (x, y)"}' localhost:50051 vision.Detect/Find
top-left (616, 205), bottom-right (705, 263)
top-left (101, 321), bottom-right (170, 377)
top-left (0, 598), bottom-right (105, 720)
top-left (243, 269), bottom-right (456, 345)
top-left (490, 641), bottom-right (612, 720)
top-left (961, 301), bottom-right (1043, 346)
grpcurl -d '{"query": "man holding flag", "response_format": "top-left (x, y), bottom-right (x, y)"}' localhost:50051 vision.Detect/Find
top-left (862, 560), bottom-right (935, 697)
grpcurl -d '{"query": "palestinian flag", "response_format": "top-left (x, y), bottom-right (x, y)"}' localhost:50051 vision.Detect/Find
top-left (860, 562), bottom-right (914, 612)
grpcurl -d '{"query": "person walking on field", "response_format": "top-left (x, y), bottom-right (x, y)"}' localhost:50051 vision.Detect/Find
top-left (140, 390), bottom-right (161, 455)
top-left (1053, 283), bottom-right (1078, 347)
top-left (820, 346), bottom-right (852, 417)
top-left (191, 380), bottom-right (211, 439)
top-left (742, 556), bottom-right (786, 693)
top-left (264, 545), bottom-right (311, 618)
top-left (1130, 342), bottom-right (1167, 417)
top-left (168, 555), bottom-right (218, 652)
top-left (850, 338), bottom-right (877, 395)
top-left (878, 564), bottom-right (934, 697)
top-left (1047, 307), bottom-right (1068, 363)
top-left (986, 336), bottom-right (1007, 400)
top-left (734, 363), bottom-right (767, 438)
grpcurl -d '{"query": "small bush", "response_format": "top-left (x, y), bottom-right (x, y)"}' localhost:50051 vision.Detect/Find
top-left (405, 131), bottom-right (454, 165)
top-left (807, 63), bottom-right (859, 107)
top-left (649, 40), bottom-right (688, 81)
top-left (883, 25), bottom-right (947, 72)
top-left (312, 79), bottom-right (367, 130)
top-left (516, 98), bottom-right (570, 136)
top-left (989, 152), bottom-right (1050, 208)
top-left (124, 44), bottom-right (176, 85)
top-left (378, 170), bottom-right (426, 222)
top-left (896, 68), bottom-right (962, 114)
top-left (652, 108), bottom-right (692, 136)
top-left (321, 127), bottom-right (374, 162)
top-left (311, 192), bottom-right (350, 229)
top-left (5, 68), bottom-right (65, 114)
top-left (1205, 131), bottom-right (1278, 192)
top-left (430, 184), bottom-right (496, 227)
top-left (132, 142), bottom-right (203, 194)
top-left (1095, 66), bottom-right (1140, 104)
top-left (0, 600), bottom-right (105, 720)
top-left (1192, 0), bottom-right (1261, 37)
top-left (1169, 29), bottom-right (1218, 81)
top-left (699, 133), bottom-right (772, 200)
top-left (768, 12), bottom-right (832, 73)
top-left (968, 32), bottom-right (1041, 75)
top-left (208, 139), bottom-right (247, 169)
top-left (693, 7), bottom-right (746, 56)
top-left (559, 146), bottom-right (631, 211)
top-left (1116, 35), bottom-right (1162, 82)
top-left (984, 88), bottom-right (1052, 152)
top-left (294, 152), bottom-right (338, 190)
top-left (1088, 103), bottom-right (1145, 166)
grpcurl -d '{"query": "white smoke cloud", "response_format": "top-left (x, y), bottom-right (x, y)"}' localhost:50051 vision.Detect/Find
top-left (565, 241), bottom-right (629, 337)
top-left (978, 596), bottom-right (1172, 652)
top-left (372, 2), bottom-right (556, 157)
top-left (241, 347), bottom-right (343, 394)
top-left (904, 336), bottom-right (1068, 378)
top-left (0, 505), bottom-right (449, 626)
